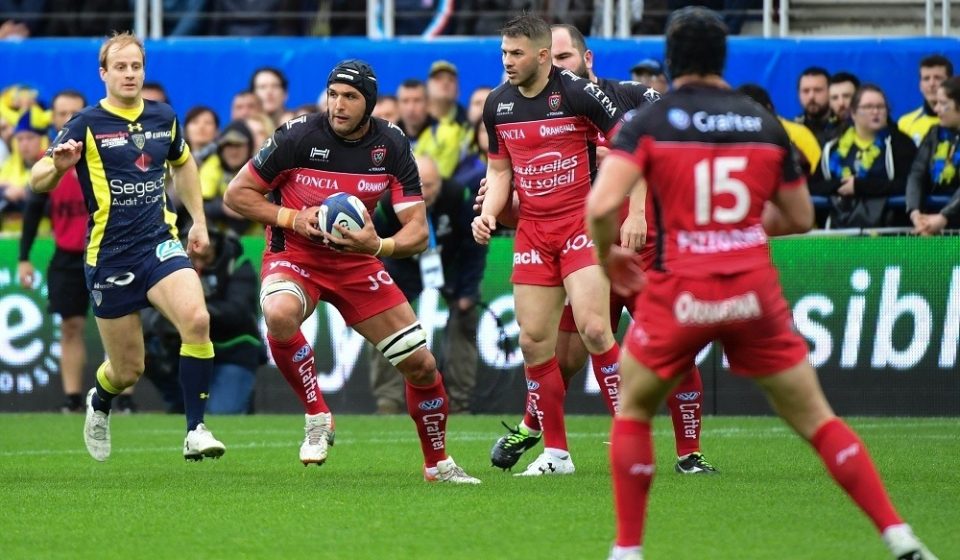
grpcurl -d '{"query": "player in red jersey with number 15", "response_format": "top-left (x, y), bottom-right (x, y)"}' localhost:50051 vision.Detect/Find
top-left (587, 8), bottom-right (937, 560)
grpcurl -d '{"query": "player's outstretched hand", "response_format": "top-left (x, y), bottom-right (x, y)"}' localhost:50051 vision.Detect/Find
top-left (51, 140), bottom-right (83, 172)
top-left (294, 206), bottom-right (325, 242)
top-left (326, 209), bottom-right (379, 254)
top-left (17, 261), bottom-right (35, 289)
top-left (604, 245), bottom-right (646, 298)
top-left (620, 212), bottom-right (647, 251)
top-left (472, 214), bottom-right (496, 245)
top-left (186, 222), bottom-right (210, 259)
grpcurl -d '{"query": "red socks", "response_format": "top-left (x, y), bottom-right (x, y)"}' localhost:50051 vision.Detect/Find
top-left (811, 418), bottom-right (903, 531)
top-left (406, 373), bottom-right (449, 468)
top-left (591, 343), bottom-right (621, 415)
top-left (610, 418), bottom-right (654, 548)
top-left (668, 367), bottom-right (703, 457)
top-left (267, 332), bottom-right (330, 415)
top-left (525, 357), bottom-right (568, 450)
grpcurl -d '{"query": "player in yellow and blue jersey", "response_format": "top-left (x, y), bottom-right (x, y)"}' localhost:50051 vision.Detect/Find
top-left (31, 31), bottom-right (226, 462)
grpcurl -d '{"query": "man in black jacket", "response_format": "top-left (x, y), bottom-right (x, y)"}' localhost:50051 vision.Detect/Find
top-left (143, 230), bottom-right (262, 414)
top-left (369, 155), bottom-right (488, 414)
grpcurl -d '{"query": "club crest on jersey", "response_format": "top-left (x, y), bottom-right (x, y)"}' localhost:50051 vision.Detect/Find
top-left (371, 146), bottom-right (386, 166)
top-left (548, 92), bottom-right (561, 111)
top-left (132, 133), bottom-right (146, 150)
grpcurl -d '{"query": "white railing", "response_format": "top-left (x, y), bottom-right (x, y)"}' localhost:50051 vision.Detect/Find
top-left (134, 0), bottom-right (953, 39)
top-left (773, 0), bottom-right (953, 37)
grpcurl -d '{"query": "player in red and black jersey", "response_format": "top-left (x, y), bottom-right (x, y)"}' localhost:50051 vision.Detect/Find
top-left (587, 9), bottom-right (937, 560)
top-left (226, 59), bottom-right (479, 484)
top-left (487, 23), bottom-right (715, 475)
top-left (473, 13), bottom-right (626, 477)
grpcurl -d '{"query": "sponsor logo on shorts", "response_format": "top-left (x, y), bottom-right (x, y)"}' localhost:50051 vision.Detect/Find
top-left (526, 379), bottom-right (540, 391)
top-left (91, 290), bottom-right (102, 306)
top-left (155, 239), bottom-right (187, 263)
top-left (562, 234), bottom-right (594, 255)
top-left (293, 344), bottom-right (311, 363)
top-left (513, 250), bottom-right (543, 265)
top-left (418, 398), bottom-right (444, 411)
top-left (93, 272), bottom-right (136, 290)
top-left (675, 391), bottom-right (701, 402)
top-left (268, 260), bottom-right (312, 278)
top-left (674, 291), bottom-right (762, 325)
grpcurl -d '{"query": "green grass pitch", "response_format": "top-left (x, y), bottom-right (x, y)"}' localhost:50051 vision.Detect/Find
top-left (0, 414), bottom-right (956, 559)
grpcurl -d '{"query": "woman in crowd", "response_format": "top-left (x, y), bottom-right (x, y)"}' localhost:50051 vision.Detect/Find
top-left (906, 76), bottom-right (960, 235)
top-left (811, 84), bottom-right (916, 228)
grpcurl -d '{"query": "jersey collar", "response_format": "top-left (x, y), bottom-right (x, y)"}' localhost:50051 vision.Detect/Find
top-left (100, 98), bottom-right (145, 121)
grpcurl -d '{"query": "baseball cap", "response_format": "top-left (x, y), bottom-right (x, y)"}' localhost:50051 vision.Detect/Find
top-left (630, 58), bottom-right (664, 75)
top-left (429, 60), bottom-right (458, 78)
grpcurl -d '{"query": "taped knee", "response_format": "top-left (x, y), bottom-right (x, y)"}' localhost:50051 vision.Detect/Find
top-left (260, 280), bottom-right (307, 318)
top-left (376, 322), bottom-right (428, 366)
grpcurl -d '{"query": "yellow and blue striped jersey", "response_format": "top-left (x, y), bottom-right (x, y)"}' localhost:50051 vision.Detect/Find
top-left (44, 98), bottom-right (191, 267)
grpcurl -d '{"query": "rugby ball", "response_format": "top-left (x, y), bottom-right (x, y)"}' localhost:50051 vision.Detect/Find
top-left (317, 192), bottom-right (366, 239)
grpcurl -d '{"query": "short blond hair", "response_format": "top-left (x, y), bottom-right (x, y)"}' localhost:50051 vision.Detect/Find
top-left (99, 31), bottom-right (145, 69)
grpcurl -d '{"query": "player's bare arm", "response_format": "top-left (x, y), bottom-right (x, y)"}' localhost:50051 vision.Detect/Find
top-left (473, 178), bottom-right (519, 228)
top-left (330, 203), bottom-right (428, 257)
top-left (472, 157), bottom-right (512, 244)
top-left (225, 164), bottom-right (325, 240)
top-left (588, 154), bottom-right (646, 297)
top-left (30, 140), bottom-right (83, 193)
top-left (620, 178), bottom-right (648, 250)
top-left (763, 182), bottom-right (815, 236)
top-left (169, 154), bottom-right (209, 257)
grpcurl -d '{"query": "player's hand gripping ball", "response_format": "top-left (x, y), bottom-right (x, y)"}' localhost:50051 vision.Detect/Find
top-left (317, 192), bottom-right (366, 240)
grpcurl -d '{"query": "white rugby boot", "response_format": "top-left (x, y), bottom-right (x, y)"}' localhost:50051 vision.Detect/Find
top-left (423, 456), bottom-right (481, 484)
top-left (300, 412), bottom-right (333, 466)
top-left (514, 449), bottom-right (576, 476)
top-left (83, 388), bottom-right (111, 462)
top-left (183, 423), bottom-right (226, 461)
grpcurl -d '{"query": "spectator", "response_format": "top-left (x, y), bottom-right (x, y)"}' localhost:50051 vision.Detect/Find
top-left (630, 59), bottom-right (669, 95)
top-left (141, 81), bottom-right (169, 103)
top-left (427, 60), bottom-right (469, 127)
top-left (737, 83), bottom-right (820, 176)
top-left (372, 94), bottom-right (400, 125)
top-left (0, 109), bottom-right (47, 223)
top-left (828, 71), bottom-right (860, 123)
top-left (453, 120), bottom-right (489, 194)
top-left (203, 120), bottom-right (256, 235)
top-left (43, 0), bottom-right (131, 36)
top-left (795, 66), bottom-right (838, 146)
top-left (812, 84), bottom-right (917, 228)
top-left (156, 0), bottom-right (208, 36)
top-left (230, 90), bottom-right (261, 121)
top-left (466, 86), bottom-right (492, 127)
top-left (907, 76), bottom-right (960, 235)
top-left (245, 113), bottom-right (274, 150)
top-left (185, 105), bottom-right (220, 154)
top-left (142, 230), bottom-right (262, 414)
top-left (209, 0), bottom-right (305, 36)
top-left (249, 67), bottom-right (293, 127)
top-left (898, 54), bottom-right (954, 146)
top-left (666, 0), bottom-right (760, 35)
top-left (371, 155), bottom-right (488, 414)
top-left (397, 79), bottom-right (462, 178)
